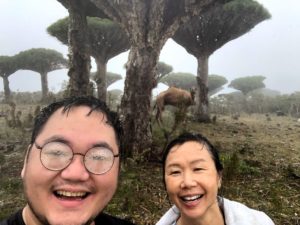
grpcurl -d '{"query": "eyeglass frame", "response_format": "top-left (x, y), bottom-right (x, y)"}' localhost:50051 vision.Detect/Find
top-left (34, 141), bottom-right (120, 175)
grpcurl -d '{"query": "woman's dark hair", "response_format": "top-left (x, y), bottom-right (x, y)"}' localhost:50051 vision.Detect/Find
top-left (30, 96), bottom-right (124, 157)
top-left (162, 132), bottom-right (223, 187)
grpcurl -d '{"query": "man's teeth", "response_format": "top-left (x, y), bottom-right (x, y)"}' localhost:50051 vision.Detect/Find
top-left (182, 194), bottom-right (203, 201)
top-left (56, 190), bottom-right (87, 197)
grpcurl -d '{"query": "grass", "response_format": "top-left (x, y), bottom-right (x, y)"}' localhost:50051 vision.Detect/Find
top-left (0, 110), bottom-right (299, 224)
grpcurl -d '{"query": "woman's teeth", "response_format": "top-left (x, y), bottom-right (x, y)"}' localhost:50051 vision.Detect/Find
top-left (182, 194), bottom-right (203, 202)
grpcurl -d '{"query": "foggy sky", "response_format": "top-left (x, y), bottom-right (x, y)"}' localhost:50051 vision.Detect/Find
top-left (0, 0), bottom-right (299, 95)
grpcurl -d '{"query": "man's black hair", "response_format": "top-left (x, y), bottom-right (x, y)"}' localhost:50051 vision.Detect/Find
top-left (30, 96), bottom-right (124, 157)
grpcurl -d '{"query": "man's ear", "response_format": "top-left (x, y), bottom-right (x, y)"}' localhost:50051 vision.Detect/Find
top-left (21, 145), bottom-right (32, 179)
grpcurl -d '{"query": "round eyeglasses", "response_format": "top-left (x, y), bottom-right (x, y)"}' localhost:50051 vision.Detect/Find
top-left (35, 141), bottom-right (119, 175)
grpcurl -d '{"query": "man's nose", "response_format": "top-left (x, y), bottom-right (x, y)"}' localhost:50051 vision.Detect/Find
top-left (60, 155), bottom-right (90, 181)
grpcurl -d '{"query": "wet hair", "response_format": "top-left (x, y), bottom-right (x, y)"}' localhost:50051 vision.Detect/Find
top-left (30, 96), bottom-right (124, 157)
top-left (162, 132), bottom-right (223, 187)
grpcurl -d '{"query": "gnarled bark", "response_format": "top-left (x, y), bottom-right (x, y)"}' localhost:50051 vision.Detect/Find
top-left (121, 46), bottom-right (158, 157)
top-left (40, 72), bottom-right (49, 102)
top-left (94, 58), bottom-right (107, 101)
top-left (67, 2), bottom-right (91, 96)
top-left (196, 55), bottom-right (211, 122)
top-left (3, 76), bottom-right (11, 103)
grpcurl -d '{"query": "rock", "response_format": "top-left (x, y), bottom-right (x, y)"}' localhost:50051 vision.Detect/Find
top-left (288, 163), bottom-right (300, 179)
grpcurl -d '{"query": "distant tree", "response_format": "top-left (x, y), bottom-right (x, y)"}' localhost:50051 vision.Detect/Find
top-left (15, 48), bottom-right (67, 102)
top-left (229, 75), bottom-right (266, 95)
top-left (160, 73), bottom-right (227, 96)
top-left (0, 56), bottom-right (18, 102)
top-left (108, 89), bottom-right (123, 98)
top-left (216, 91), bottom-right (245, 115)
top-left (156, 62), bottom-right (173, 84)
top-left (107, 89), bottom-right (123, 111)
top-left (90, 71), bottom-right (122, 88)
top-left (263, 92), bottom-right (300, 116)
top-left (244, 87), bottom-right (281, 114)
top-left (172, 0), bottom-right (271, 122)
top-left (288, 92), bottom-right (300, 117)
top-left (248, 88), bottom-right (281, 98)
top-left (160, 72), bottom-right (196, 90)
top-left (208, 74), bottom-right (228, 96)
top-left (105, 72), bottom-right (123, 88)
top-left (11, 91), bottom-right (43, 104)
top-left (108, 89), bottom-right (123, 101)
top-left (48, 17), bottom-right (130, 101)
top-left (247, 91), bottom-right (266, 114)
top-left (271, 94), bottom-right (290, 114)
top-left (212, 90), bottom-right (300, 115)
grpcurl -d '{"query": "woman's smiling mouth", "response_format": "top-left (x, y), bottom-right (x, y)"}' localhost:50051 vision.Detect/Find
top-left (181, 194), bottom-right (204, 202)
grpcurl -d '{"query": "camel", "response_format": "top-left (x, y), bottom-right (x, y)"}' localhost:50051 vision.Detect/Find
top-left (154, 86), bottom-right (195, 125)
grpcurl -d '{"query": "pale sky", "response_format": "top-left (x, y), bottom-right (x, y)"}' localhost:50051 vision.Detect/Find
top-left (0, 0), bottom-right (299, 95)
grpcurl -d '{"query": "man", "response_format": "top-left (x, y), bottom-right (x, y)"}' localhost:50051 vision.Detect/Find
top-left (1, 96), bottom-right (135, 225)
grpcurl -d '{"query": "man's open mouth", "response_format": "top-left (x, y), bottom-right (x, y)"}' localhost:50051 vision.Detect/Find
top-left (54, 190), bottom-right (89, 200)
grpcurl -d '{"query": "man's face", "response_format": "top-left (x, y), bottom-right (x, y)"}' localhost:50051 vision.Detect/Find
top-left (21, 106), bottom-right (119, 225)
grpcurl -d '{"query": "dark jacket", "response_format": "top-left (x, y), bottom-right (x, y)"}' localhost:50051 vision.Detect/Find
top-left (0, 209), bottom-right (135, 225)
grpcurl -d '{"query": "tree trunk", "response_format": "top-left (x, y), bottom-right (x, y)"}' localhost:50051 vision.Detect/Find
top-left (83, 0), bottom-right (225, 158)
top-left (94, 57), bottom-right (107, 102)
top-left (3, 76), bottom-right (11, 103)
top-left (40, 72), bottom-right (49, 102)
top-left (67, 2), bottom-right (90, 97)
top-left (121, 46), bottom-right (158, 158)
top-left (196, 55), bottom-right (211, 122)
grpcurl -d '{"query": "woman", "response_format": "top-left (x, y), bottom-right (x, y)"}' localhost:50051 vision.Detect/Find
top-left (156, 132), bottom-right (274, 225)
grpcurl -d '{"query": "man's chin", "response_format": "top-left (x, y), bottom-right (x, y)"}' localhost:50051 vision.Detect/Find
top-left (47, 216), bottom-right (94, 225)
top-left (26, 203), bottom-right (95, 225)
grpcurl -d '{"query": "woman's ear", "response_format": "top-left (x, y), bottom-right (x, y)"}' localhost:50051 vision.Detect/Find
top-left (218, 172), bottom-right (222, 189)
top-left (218, 178), bottom-right (222, 189)
top-left (21, 145), bottom-right (32, 179)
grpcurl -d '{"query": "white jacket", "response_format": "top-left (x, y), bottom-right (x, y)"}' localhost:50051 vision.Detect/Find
top-left (156, 198), bottom-right (275, 225)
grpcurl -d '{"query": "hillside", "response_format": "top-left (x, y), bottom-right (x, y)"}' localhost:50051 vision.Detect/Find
top-left (0, 111), bottom-right (299, 225)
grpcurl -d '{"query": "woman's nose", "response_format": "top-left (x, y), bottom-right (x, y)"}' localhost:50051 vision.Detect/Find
top-left (180, 172), bottom-right (197, 188)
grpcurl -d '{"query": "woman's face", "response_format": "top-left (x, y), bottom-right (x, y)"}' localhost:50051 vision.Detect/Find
top-left (164, 141), bottom-right (221, 222)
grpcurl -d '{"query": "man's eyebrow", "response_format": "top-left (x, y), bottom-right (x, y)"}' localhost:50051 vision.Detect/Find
top-left (92, 142), bottom-right (114, 151)
top-left (38, 135), bottom-right (70, 145)
top-left (37, 137), bottom-right (115, 152)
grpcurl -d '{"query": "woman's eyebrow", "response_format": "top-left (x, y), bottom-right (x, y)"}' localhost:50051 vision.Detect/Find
top-left (190, 158), bottom-right (207, 164)
top-left (166, 163), bottom-right (181, 168)
top-left (166, 158), bottom-right (207, 168)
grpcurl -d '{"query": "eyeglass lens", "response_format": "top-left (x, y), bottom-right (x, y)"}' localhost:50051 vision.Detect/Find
top-left (40, 142), bottom-right (115, 174)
